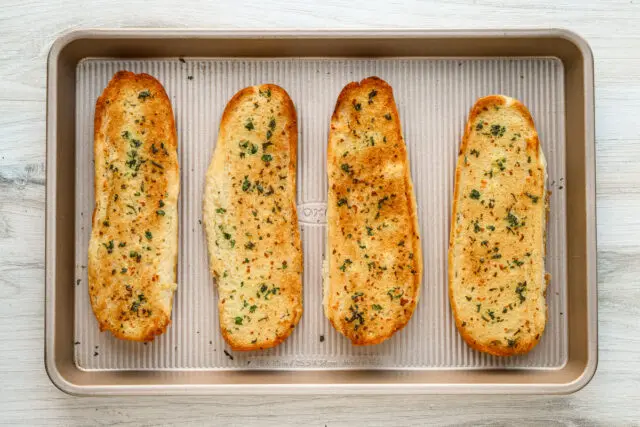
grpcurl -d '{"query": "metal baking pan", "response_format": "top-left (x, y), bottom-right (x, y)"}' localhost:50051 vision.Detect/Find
top-left (45, 29), bottom-right (596, 395)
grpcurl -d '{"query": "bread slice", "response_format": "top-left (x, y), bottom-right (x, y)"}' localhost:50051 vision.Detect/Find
top-left (203, 84), bottom-right (303, 351)
top-left (449, 95), bottom-right (548, 356)
top-left (88, 71), bottom-right (179, 342)
top-left (324, 77), bottom-right (422, 345)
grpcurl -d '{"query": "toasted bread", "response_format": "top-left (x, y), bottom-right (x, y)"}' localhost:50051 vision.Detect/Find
top-left (203, 84), bottom-right (303, 351)
top-left (324, 77), bottom-right (422, 345)
top-left (449, 95), bottom-right (548, 356)
top-left (88, 71), bottom-right (179, 342)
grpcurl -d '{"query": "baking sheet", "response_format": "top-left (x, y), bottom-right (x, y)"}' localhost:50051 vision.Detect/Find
top-left (74, 57), bottom-right (567, 371)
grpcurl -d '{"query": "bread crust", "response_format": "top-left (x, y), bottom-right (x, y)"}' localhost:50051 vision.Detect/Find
top-left (449, 95), bottom-right (547, 356)
top-left (325, 77), bottom-right (422, 345)
top-left (203, 84), bottom-right (302, 351)
top-left (89, 71), bottom-right (179, 342)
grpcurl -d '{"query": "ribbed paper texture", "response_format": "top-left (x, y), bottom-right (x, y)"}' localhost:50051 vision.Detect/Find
top-left (75, 58), bottom-right (567, 371)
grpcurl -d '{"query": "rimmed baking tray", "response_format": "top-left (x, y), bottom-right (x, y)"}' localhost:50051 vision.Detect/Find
top-left (45, 29), bottom-right (596, 395)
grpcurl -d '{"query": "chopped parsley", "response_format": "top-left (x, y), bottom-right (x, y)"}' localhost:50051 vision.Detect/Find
top-left (242, 176), bottom-right (251, 192)
top-left (351, 291), bottom-right (364, 301)
top-left (138, 90), bottom-right (151, 100)
top-left (339, 259), bottom-right (353, 272)
top-left (345, 305), bottom-right (365, 330)
top-left (259, 88), bottom-right (271, 98)
top-left (244, 119), bottom-right (254, 131)
top-left (490, 124), bottom-right (506, 137)
top-left (130, 301), bottom-right (140, 313)
top-left (384, 113), bottom-right (392, 120)
top-left (470, 189), bottom-right (481, 200)
top-left (354, 103), bottom-right (362, 111)
top-left (372, 304), bottom-right (383, 311)
top-left (515, 281), bottom-right (527, 303)
top-left (387, 287), bottom-right (404, 300)
top-left (261, 154), bottom-right (273, 162)
top-left (506, 211), bottom-right (522, 228)
top-left (526, 193), bottom-right (539, 204)
top-left (216, 208), bottom-right (227, 214)
top-left (102, 240), bottom-right (114, 254)
top-left (377, 196), bottom-right (389, 209)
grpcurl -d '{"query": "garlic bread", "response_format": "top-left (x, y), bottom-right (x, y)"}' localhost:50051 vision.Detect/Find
top-left (325, 77), bottom-right (422, 346)
top-left (449, 95), bottom-right (548, 356)
top-left (203, 84), bottom-right (303, 351)
top-left (88, 71), bottom-right (179, 342)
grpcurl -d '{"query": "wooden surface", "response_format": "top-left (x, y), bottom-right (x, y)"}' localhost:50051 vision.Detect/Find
top-left (1, 0), bottom-right (639, 425)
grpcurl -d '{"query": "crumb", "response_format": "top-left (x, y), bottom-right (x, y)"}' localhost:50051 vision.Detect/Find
top-left (187, 75), bottom-right (194, 80)
top-left (179, 57), bottom-right (186, 63)
top-left (93, 352), bottom-right (99, 357)
top-left (319, 335), bottom-right (325, 342)
top-left (74, 341), bottom-right (80, 345)
top-left (223, 350), bottom-right (234, 360)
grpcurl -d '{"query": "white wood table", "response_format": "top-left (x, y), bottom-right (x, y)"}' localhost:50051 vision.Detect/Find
top-left (1, 0), bottom-right (639, 424)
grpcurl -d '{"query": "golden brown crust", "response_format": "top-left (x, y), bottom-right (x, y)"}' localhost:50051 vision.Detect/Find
top-left (449, 95), bottom-right (547, 356)
top-left (325, 76), bottom-right (422, 345)
top-left (204, 84), bottom-right (302, 351)
top-left (89, 71), bottom-right (179, 342)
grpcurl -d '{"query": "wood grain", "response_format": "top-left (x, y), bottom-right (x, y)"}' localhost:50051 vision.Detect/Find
top-left (1, 0), bottom-right (640, 425)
